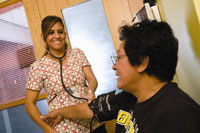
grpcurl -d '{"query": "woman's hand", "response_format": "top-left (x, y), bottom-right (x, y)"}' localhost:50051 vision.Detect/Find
top-left (41, 110), bottom-right (63, 128)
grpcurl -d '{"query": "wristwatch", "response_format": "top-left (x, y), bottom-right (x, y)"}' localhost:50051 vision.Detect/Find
top-left (88, 89), bottom-right (95, 93)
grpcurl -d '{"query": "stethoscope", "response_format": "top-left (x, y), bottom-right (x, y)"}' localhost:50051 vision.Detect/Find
top-left (46, 49), bottom-right (95, 132)
top-left (47, 51), bottom-right (88, 103)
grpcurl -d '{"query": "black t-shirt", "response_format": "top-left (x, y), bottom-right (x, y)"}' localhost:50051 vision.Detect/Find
top-left (130, 82), bottom-right (200, 133)
top-left (91, 82), bottom-right (200, 133)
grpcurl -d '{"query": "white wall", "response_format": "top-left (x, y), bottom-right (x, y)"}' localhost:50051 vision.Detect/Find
top-left (158, 0), bottom-right (200, 103)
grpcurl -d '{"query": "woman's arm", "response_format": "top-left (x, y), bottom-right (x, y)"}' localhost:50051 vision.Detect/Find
top-left (41, 91), bottom-right (122, 127)
top-left (40, 102), bottom-right (94, 126)
top-left (25, 89), bottom-right (56, 132)
top-left (83, 66), bottom-right (98, 101)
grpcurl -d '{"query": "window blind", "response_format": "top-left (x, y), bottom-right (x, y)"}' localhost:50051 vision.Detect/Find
top-left (0, 5), bottom-right (38, 107)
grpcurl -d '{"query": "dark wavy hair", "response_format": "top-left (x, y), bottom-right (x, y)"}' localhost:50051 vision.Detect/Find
top-left (119, 20), bottom-right (178, 82)
top-left (41, 15), bottom-right (67, 55)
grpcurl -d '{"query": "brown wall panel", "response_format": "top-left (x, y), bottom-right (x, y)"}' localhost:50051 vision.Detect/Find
top-left (22, 0), bottom-right (43, 59)
top-left (102, 0), bottom-right (133, 50)
top-left (36, 0), bottom-right (68, 19)
top-left (0, 0), bottom-right (21, 8)
top-left (128, 0), bottom-right (143, 19)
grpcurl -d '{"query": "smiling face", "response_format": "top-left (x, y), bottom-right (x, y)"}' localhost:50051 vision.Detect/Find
top-left (45, 22), bottom-right (66, 54)
top-left (112, 41), bottom-right (141, 92)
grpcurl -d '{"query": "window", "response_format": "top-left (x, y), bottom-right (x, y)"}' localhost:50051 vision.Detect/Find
top-left (0, 2), bottom-right (37, 108)
top-left (0, 3), bottom-right (48, 133)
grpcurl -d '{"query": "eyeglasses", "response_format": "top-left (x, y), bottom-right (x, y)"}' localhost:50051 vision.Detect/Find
top-left (111, 55), bottom-right (127, 65)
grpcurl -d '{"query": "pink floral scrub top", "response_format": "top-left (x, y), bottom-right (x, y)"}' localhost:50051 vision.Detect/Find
top-left (26, 48), bottom-right (98, 132)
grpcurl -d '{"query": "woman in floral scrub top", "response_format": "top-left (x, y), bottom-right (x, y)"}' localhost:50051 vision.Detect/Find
top-left (25, 16), bottom-right (100, 133)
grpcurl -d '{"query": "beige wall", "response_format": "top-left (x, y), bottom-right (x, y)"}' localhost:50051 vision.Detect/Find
top-left (157, 0), bottom-right (200, 104)
top-left (193, 0), bottom-right (200, 24)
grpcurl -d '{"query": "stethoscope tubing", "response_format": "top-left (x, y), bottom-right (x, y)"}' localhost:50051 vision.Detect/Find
top-left (48, 51), bottom-right (94, 132)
